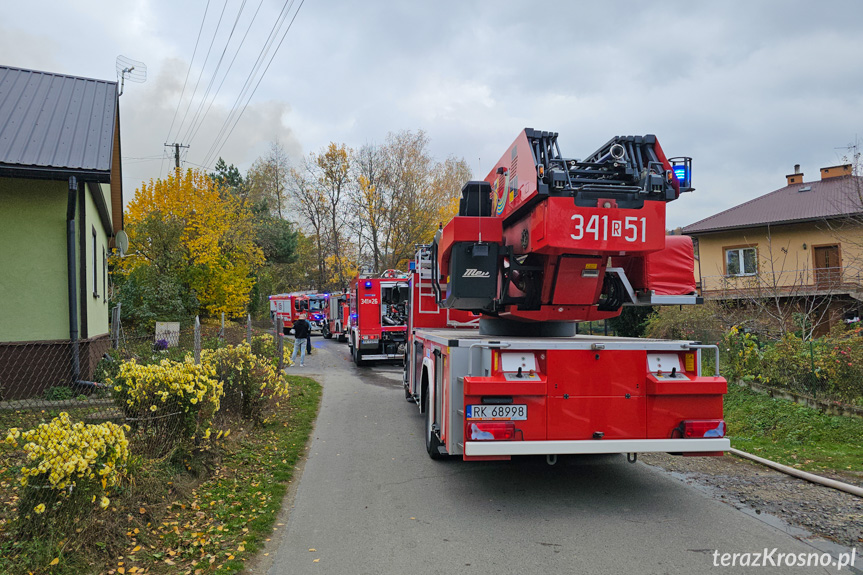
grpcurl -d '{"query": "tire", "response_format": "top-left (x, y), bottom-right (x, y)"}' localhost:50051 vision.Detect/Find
top-left (352, 338), bottom-right (366, 367)
top-left (323, 325), bottom-right (333, 339)
top-left (403, 357), bottom-right (413, 402)
top-left (424, 389), bottom-right (443, 459)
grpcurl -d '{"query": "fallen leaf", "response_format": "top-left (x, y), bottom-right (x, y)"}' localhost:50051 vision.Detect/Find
top-left (50, 558), bottom-right (60, 566)
top-left (313, 559), bottom-right (320, 563)
top-left (309, 549), bottom-right (316, 552)
top-left (139, 507), bottom-right (146, 514)
top-left (132, 546), bottom-right (141, 553)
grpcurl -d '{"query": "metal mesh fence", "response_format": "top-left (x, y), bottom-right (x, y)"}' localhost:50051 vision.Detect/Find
top-left (0, 309), bottom-right (293, 541)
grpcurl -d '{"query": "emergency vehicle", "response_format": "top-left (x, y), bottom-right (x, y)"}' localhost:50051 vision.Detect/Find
top-left (305, 293), bottom-right (329, 333)
top-left (269, 291), bottom-right (321, 334)
top-left (348, 270), bottom-right (411, 366)
top-left (402, 128), bottom-right (730, 462)
top-left (322, 292), bottom-right (349, 342)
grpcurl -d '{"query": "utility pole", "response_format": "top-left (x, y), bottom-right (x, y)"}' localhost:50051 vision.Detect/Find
top-left (163, 142), bottom-right (189, 169)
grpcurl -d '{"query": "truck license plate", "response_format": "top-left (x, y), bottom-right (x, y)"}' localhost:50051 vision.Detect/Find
top-left (466, 404), bottom-right (527, 420)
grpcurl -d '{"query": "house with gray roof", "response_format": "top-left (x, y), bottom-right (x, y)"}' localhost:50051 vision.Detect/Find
top-left (683, 163), bottom-right (863, 334)
top-left (0, 65), bottom-right (124, 399)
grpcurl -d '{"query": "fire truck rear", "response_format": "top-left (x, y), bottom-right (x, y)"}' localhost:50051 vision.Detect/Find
top-left (403, 128), bottom-right (729, 461)
top-left (348, 271), bottom-right (411, 366)
top-left (323, 292), bottom-right (349, 342)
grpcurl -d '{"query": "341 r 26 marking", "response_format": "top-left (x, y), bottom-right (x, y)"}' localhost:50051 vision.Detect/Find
top-left (571, 214), bottom-right (647, 243)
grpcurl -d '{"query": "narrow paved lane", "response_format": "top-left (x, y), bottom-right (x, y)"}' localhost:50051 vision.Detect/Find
top-left (265, 338), bottom-right (844, 575)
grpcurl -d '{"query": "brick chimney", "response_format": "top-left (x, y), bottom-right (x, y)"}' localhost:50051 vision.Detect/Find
top-left (820, 164), bottom-right (852, 180)
top-left (786, 164), bottom-right (803, 186)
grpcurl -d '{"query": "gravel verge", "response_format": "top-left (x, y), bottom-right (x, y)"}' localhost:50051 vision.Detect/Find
top-left (640, 452), bottom-right (863, 552)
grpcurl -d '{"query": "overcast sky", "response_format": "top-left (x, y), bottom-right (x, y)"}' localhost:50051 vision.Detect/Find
top-left (2, 0), bottom-right (862, 228)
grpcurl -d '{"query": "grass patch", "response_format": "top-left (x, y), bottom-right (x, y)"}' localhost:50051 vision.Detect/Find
top-left (724, 384), bottom-right (863, 476)
top-left (0, 375), bottom-right (321, 574)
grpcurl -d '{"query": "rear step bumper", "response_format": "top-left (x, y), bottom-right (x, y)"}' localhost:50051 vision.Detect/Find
top-left (463, 438), bottom-right (730, 457)
top-left (361, 353), bottom-right (403, 360)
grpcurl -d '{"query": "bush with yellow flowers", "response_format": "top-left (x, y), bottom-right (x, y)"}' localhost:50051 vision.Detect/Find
top-left (201, 342), bottom-right (290, 422)
top-left (250, 333), bottom-right (293, 369)
top-left (5, 412), bottom-right (129, 530)
top-left (110, 357), bottom-right (223, 439)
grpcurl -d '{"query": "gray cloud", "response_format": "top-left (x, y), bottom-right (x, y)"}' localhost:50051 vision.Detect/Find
top-left (3, 0), bottom-right (863, 227)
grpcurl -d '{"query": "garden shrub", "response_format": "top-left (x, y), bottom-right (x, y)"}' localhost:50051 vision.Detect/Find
top-left (92, 348), bottom-right (122, 385)
top-left (42, 385), bottom-right (74, 401)
top-left (201, 342), bottom-right (290, 423)
top-left (109, 358), bottom-right (223, 440)
top-left (759, 333), bottom-right (823, 395)
top-left (719, 325), bottom-right (762, 383)
top-left (642, 301), bottom-right (725, 343)
top-left (250, 333), bottom-right (292, 369)
top-left (730, 326), bottom-right (863, 404)
top-left (812, 326), bottom-right (863, 402)
top-left (5, 413), bottom-right (130, 531)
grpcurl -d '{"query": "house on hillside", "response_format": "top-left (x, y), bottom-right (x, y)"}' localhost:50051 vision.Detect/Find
top-left (683, 163), bottom-right (863, 334)
top-left (0, 65), bottom-right (124, 399)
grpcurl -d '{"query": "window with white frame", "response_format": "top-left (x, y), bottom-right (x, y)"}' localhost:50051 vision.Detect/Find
top-left (725, 246), bottom-right (757, 276)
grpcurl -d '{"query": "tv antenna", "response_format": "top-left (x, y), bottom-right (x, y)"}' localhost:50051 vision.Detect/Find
top-left (115, 55), bottom-right (147, 96)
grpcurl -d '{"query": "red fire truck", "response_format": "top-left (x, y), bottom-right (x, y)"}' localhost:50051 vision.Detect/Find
top-left (348, 270), bottom-right (411, 366)
top-left (305, 293), bottom-right (329, 334)
top-left (403, 128), bottom-right (729, 462)
top-left (269, 291), bottom-right (324, 334)
top-left (322, 292), bottom-right (349, 342)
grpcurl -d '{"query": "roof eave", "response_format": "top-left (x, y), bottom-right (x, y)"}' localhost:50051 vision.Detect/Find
top-left (0, 164), bottom-right (111, 183)
top-left (683, 214), bottom-right (861, 236)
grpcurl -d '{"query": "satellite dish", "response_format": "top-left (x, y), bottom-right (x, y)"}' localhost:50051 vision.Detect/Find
top-left (115, 55), bottom-right (147, 96)
top-left (115, 230), bottom-right (129, 256)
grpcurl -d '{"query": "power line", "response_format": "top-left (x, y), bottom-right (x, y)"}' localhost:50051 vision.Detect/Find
top-left (203, 0), bottom-right (305, 168)
top-left (171, 0), bottom-right (231, 143)
top-left (180, 0), bottom-right (250, 145)
top-left (165, 0), bottom-right (212, 145)
top-left (200, 0), bottom-right (297, 166)
top-left (186, 0), bottom-right (267, 147)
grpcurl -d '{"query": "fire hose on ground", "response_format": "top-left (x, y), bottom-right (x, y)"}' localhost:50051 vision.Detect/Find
top-left (728, 447), bottom-right (863, 498)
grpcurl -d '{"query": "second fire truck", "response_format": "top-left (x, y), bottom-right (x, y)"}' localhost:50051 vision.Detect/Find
top-left (348, 270), bottom-right (411, 366)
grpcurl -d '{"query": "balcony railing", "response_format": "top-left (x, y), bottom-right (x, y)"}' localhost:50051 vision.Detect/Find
top-left (699, 266), bottom-right (863, 299)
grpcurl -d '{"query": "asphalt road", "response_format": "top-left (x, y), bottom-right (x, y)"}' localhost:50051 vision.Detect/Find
top-left (262, 337), bottom-right (853, 575)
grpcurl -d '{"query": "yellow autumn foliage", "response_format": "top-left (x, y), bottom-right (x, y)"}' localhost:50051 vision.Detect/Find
top-left (118, 169), bottom-right (264, 317)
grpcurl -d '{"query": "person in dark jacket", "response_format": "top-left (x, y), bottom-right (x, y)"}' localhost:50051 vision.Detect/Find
top-left (291, 314), bottom-right (311, 367)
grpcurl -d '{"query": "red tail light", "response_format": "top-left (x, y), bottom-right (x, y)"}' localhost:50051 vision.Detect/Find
top-left (469, 422), bottom-right (516, 441)
top-left (681, 419), bottom-right (725, 438)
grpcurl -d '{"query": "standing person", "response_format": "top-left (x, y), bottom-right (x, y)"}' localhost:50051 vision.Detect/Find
top-left (291, 313), bottom-right (311, 367)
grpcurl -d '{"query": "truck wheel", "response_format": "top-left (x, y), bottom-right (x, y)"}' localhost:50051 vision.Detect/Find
top-left (403, 360), bottom-right (413, 402)
top-left (424, 393), bottom-right (443, 459)
top-left (353, 344), bottom-right (366, 367)
top-left (323, 325), bottom-right (333, 339)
